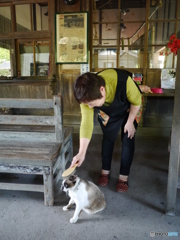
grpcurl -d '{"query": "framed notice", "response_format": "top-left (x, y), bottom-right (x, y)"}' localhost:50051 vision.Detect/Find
top-left (56, 12), bottom-right (88, 64)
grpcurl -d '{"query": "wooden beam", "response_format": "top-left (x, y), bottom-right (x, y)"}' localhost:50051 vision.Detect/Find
top-left (142, 0), bottom-right (150, 85)
top-left (166, 49), bottom-right (180, 216)
top-left (89, 0), bottom-right (93, 71)
top-left (116, 0), bottom-right (120, 68)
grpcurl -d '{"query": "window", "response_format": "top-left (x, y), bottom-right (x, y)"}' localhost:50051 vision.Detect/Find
top-left (15, 3), bottom-right (48, 32)
top-left (92, 1), bottom-right (146, 69)
top-left (92, 0), bottom-right (180, 70)
top-left (0, 1), bottom-right (50, 78)
top-left (18, 40), bottom-right (50, 77)
top-left (0, 40), bottom-right (11, 77)
top-left (0, 6), bottom-right (11, 34)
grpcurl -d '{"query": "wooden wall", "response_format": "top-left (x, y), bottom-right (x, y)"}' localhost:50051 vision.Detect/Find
top-left (0, 80), bottom-right (53, 99)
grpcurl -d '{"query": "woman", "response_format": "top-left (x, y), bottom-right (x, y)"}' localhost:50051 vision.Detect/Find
top-left (70, 68), bottom-right (142, 192)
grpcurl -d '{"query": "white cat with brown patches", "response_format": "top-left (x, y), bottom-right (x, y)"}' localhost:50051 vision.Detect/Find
top-left (61, 175), bottom-right (106, 223)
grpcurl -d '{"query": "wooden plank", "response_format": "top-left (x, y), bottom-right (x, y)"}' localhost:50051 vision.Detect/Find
top-left (0, 131), bottom-right (56, 141)
top-left (0, 157), bottom-right (57, 166)
top-left (43, 168), bottom-right (54, 206)
top-left (0, 80), bottom-right (51, 85)
top-left (0, 98), bottom-right (53, 109)
top-left (0, 182), bottom-right (44, 192)
top-left (47, 143), bottom-right (62, 160)
top-left (0, 140), bottom-right (54, 148)
top-left (0, 125), bottom-right (54, 132)
top-left (0, 115), bottom-right (55, 125)
top-left (0, 145), bottom-right (50, 154)
top-left (0, 143), bottom-right (60, 160)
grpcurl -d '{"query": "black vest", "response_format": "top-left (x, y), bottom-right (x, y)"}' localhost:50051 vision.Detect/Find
top-left (96, 69), bottom-right (135, 142)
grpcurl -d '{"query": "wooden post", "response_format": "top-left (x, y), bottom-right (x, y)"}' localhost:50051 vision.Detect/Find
top-left (43, 167), bottom-right (54, 206)
top-left (166, 49), bottom-right (180, 216)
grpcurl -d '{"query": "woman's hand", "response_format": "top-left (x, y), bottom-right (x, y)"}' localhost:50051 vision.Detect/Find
top-left (70, 152), bottom-right (86, 167)
top-left (70, 137), bottom-right (90, 168)
top-left (124, 121), bottom-right (136, 139)
top-left (139, 85), bottom-right (153, 93)
top-left (125, 104), bottom-right (140, 138)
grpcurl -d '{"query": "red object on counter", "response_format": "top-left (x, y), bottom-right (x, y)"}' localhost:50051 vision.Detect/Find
top-left (151, 88), bottom-right (163, 94)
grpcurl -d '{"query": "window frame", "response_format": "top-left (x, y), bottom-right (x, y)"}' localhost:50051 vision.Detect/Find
top-left (0, 0), bottom-right (54, 79)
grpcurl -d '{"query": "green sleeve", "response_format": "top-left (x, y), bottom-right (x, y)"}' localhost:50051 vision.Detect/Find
top-left (126, 76), bottom-right (142, 106)
top-left (80, 104), bottom-right (94, 140)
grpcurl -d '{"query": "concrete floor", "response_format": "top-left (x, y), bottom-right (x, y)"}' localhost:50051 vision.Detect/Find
top-left (0, 133), bottom-right (180, 240)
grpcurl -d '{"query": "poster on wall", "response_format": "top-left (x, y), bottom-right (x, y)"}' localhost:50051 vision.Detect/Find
top-left (56, 12), bottom-right (88, 64)
top-left (161, 69), bottom-right (176, 89)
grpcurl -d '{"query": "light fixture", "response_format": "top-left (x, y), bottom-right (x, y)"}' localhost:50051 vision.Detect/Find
top-left (121, 8), bottom-right (130, 15)
top-left (120, 23), bottom-right (126, 30)
top-left (120, 19), bottom-right (126, 30)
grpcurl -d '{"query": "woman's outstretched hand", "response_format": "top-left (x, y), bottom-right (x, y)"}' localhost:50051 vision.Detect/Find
top-left (70, 152), bottom-right (85, 167)
top-left (70, 137), bottom-right (90, 168)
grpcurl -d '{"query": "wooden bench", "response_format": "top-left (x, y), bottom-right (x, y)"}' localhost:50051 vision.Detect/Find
top-left (0, 95), bottom-right (73, 206)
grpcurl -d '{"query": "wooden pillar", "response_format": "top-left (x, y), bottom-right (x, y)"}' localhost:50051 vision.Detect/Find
top-left (166, 49), bottom-right (180, 216)
top-left (143, 0), bottom-right (150, 85)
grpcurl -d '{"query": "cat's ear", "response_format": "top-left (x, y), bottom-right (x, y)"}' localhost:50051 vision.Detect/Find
top-left (69, 175), bottom-right (77, 181)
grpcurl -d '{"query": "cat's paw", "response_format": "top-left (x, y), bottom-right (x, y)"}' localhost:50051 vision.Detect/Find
top-left (63, 206), bottom-right (69, 211)
top-left (70, 217), bottom-right (78, 224)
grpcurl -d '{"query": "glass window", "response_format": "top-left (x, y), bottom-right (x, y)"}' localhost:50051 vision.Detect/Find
top-left (102, 23), bottom-right (118, 45)
top-left (121, 7), bottom-right (146, 21)
top-left (177, 21), bottom-right (180, 37)
top-left (147, 46), bottom-right (177, 69)
top-left (18, 40), bottom-right (49, 77)
top-left (121, 22), bottom-right (146, 43)
top-left (0, 6), bottom-right (12, 34)
top-left (150, 0), bottom-right (176, 20)
top-left (92, 0), bottom-right (180, 72)
top-left (101, 9), bottom-right (118, 23)
top-left (119, 48), bottom-right (144, 68)
top-left (148, 22), bottom-right (175, 45)
top-left (15, 4), bottom-right (31, 32)
top-left (93, 23), bottom-right (118, 46)
top-left (34, 41), bottom-right (49, 76)
top-left (93, 23), bottom-right (100, 45)
top-left (0, 40), bottom-right (11, 77)
top-left (178, 0), bottom-right (180, 19)
top-left (92, 48), bottom-right (117, 69)
top-left (15, 2), bottom-right (48, 32)
top-left (36, 3), bottom-right (48, 31)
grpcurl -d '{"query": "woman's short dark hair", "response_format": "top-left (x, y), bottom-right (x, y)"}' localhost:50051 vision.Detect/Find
top-left (74, 72), bottom-right (105, 103)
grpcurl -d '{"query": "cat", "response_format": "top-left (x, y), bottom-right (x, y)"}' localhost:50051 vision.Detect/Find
top-left (61, 175), bottom-right (106, 223)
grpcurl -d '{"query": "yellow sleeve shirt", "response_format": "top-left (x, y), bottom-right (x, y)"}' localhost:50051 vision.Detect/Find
top-left (80, 69), bottom-right (142, 139)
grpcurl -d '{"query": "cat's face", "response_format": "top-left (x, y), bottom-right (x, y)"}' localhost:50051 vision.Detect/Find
top-left (61, 175), bottom-right (77, 192)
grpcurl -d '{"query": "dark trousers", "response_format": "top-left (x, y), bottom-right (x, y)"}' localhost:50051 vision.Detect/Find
top-left (101, 115), bottom-right (138, 176)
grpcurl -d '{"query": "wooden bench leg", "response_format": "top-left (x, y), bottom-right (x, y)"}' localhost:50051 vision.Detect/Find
top-left (43, 167), bottom-right (54, 206)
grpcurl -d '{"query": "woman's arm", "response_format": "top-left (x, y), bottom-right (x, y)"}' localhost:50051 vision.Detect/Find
top-left (125, 77), bottom-right (142, 138)
top-left (124, 104), bottom-right (140, 138)
top-left (70, 137), bottom-right (90, 167)
top-left (70, 104), bottom-right (93, 167)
